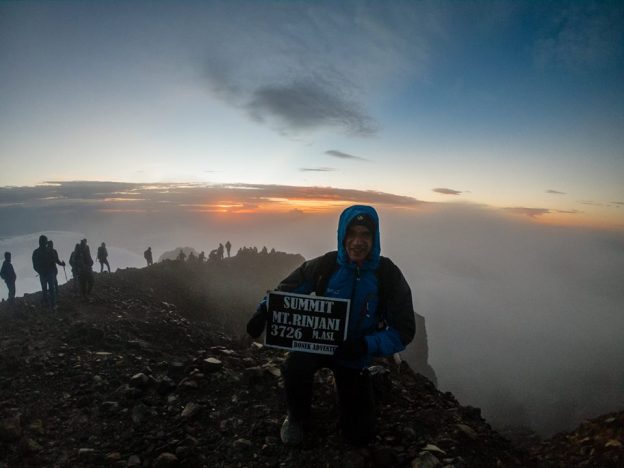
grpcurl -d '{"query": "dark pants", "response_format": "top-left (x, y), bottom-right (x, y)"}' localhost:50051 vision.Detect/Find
top-left (99, 259), bottom-right (110, 272)
top-left (51, 273), bottom-right (59, 298)
top-left (80, 269), bottom-right (94, 297)
top-left (39, 272), bottom-right (56, 308)
top-left (71, 269), bottom-right (79, 291)
top-left (5, 280), bottom-right (15, 304)
top-left (282, 352), bottom-right (376, 446)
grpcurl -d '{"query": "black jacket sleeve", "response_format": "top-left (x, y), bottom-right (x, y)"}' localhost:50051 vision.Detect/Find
top-left (383, 259), bottom-right (416, 347)
top-left (246, 255), bottom-right (324, 338)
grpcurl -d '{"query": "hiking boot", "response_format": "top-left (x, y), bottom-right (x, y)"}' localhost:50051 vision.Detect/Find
top-left (280, 416), bottom-right (304, 446)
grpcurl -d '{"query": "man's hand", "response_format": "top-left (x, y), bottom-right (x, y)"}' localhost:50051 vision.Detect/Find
top-left (334, 337), bottom-right (368, 361)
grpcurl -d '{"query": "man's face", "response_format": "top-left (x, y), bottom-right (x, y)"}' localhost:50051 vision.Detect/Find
top-left (345, 225), bottom-right (373, 263)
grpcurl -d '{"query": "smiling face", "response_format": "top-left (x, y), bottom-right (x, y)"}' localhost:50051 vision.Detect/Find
top-left (344, 225), bottom-right (373, 264)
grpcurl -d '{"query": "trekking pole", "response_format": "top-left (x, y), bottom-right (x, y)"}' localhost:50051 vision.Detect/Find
top-left (62, 265), bottom-right (68, 282)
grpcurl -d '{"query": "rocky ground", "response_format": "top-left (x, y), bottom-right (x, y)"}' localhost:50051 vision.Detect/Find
top-left (0, 260), bottom-right (621, 467)
top-left (529, 410), bottom-right (623, 467)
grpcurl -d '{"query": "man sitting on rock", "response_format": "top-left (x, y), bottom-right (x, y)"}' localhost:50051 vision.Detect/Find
top-left (247, 205), bottom-right (416, 446)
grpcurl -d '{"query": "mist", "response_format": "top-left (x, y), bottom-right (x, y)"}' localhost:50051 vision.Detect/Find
top-left (381, 205), bottom-right (624, 435)
top-left (1, 202), bottom-right (622, 436)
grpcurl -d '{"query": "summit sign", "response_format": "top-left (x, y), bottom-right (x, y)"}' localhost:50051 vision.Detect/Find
top-left (264, 291), bottom-right (350, 355)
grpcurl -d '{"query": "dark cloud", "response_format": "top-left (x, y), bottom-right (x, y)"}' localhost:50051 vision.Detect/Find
top-left (433, 188), bottom-right (463, 196)
top-left (546, 189), bottom-right (566, 195)
top-left (300, 167), bottom-right (336, 172)
top-left (505, 207), bottom-right (551, 218)
top-left (0, 181), bottom-right (140, 205)
top-left (533, 2), bottom-right (624, 70)
top-left (325, 150), bottom-right (368, 161)
top-left (246, 80), bottom-right (376, 135)
top-left (224, 183), bottom-right (425, 207)
top-left (0, 181), bottom-right (425, 222)
top-left (579, 200), bottom-right (604, 206)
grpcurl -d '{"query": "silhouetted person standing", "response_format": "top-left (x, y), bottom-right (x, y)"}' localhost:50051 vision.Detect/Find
top-left (1, 252), bottom-right (16, 305)
top-left (218, 243), bottom-right (224, 261)
top-left (225, 240), bottom-right (231, 258)
top-left (77, 238), bottom-right (94, 298)
top-left (32, 234), bottom-right (57, 309)
top-left (47, 240), bottom-right (66, 299)
top-left (144, 247), bottom-right (153, 266)
top-left (97, 242), bottom-right (110, 273)
top-left (198, 251), bottom-right (205, 262)
top-left (177, 250), bottom-right (186, 262)
top-left (69, 243), bottom-right (80, 292)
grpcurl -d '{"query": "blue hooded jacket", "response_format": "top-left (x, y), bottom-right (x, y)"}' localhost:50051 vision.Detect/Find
top-left (327, 205), bottom-right (406, 367)
top-left (248, 205), bottom-right (415, 369)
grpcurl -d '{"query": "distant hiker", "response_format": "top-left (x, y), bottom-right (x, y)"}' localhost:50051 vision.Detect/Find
top-left (218, 243), bottom-right (224, 261)
top-left (1, 252), bottom-right (16, 304)
top-left (69, 244), bottom-right (80, 292)
top-left (198, 251), bottom-right (205, 262)
top-left (144, 247), bottom-right (153, 266)
top-left (209, 249), bottom-right (217, 261)
top-left (188, 251), bottom-right (196, 262)
top-left (225, 240), bottom-right (231, 258)
top-left (32, 234), bottom-right (57, 309)
top-left (97, 242), bottom-right (110, 273)
top-left (76, 238), bottom-right (94, 298)
top-left (47, 240), bottom-right (66, 299)
top-left (247, 205), bottom-right (416, 447)
top-left (177, 250), bottom-right (186, 262)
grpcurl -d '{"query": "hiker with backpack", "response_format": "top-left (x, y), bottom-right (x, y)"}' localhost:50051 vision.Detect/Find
top-left (32, 234), bottom-right (58, 309)
top-left (1, 252), bottom-right (17, 305)
top-left (144, 247), bottom-right (153, 266)
top-left (76, 239), bottom-right (94, 299)
top-left (69, 243), bottom-right (80, 292)
top-left (247, 205), bottom-right (416, 447)
top-left (47, 240), bottom-right (66, 300)
top-left (225, 240), bottom-right (231, 258)
top-left (97, 242), bottom-right (110, 273)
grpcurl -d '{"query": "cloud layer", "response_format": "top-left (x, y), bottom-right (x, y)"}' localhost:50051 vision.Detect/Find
top-left (433, 188), bottom-right (463, 196)
top-left (325, 150), bottom-right (368, 161)
top-left (247, 80), bottom-right (376, 135)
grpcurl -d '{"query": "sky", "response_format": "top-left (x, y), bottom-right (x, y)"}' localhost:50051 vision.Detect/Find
top-left (1, 0), bottom-right (624, 436)
top-left (1, 0), bottom-right (623, 230)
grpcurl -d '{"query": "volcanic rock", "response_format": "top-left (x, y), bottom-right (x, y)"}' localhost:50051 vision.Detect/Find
top-left (0, 255), bottom-right (618, 467)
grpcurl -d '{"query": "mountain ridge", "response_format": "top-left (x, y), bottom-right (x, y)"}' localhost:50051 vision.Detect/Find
top-left (0, 254), bottom-right (621, 467)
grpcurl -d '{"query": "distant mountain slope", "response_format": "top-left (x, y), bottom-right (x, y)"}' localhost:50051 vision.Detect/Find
top-left (0, 257), bottom-right (527, 467)
top-left (1, 256), bottom-right (619, 467)
top-left (530, 410), bottom-right (623, 467)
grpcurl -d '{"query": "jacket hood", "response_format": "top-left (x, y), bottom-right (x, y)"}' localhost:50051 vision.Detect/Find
top-left (337, 205), bottom-right (380, 269)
